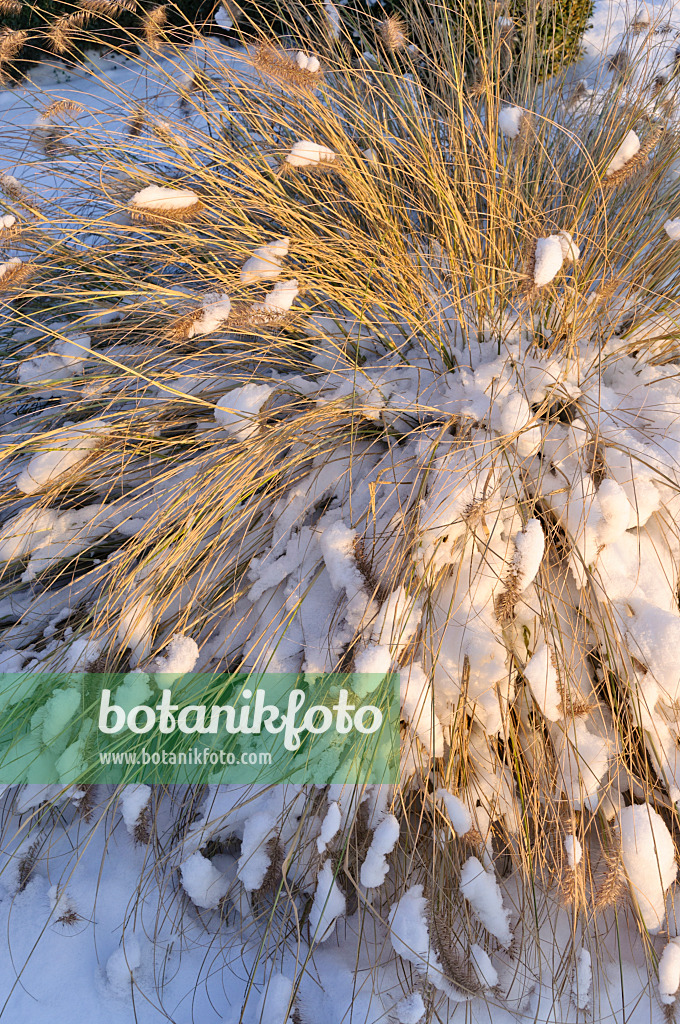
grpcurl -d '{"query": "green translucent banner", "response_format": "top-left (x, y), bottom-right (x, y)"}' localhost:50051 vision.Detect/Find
top-left (0, 671), bottom-right (400, 786)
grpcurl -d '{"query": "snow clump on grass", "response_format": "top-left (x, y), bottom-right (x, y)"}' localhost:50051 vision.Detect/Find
top-left (659, 938), bottom-right (680, 1004)
top-left (498, 106), bottom-right (524, 138)
top-left (459, 857), bottom-right (513, 946)
top-left (606, 129), bottom-right (640, 176)
top-left (285, 140), bottom-right (336, 167)
top-left (240, 237), bottom-right (290, 284)
top-left (665, 218), bottom-right (680, 240)
top-left (618, 803), bottom-right (676, 932)
top-left (15, 418), bottom-right (107, 495)
top-left (129, 185), bottom-right (202, 218)
top-left (214, 383), bottom-right (274, 439)
top-left (533, 235), bottom-right (565, 286)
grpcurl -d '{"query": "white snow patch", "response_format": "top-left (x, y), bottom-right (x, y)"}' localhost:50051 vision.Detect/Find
top-left (16, 418), bottom-right (107, 495)
top-left (214, 383), bottom-right (274, 440)
top-left (606, 130), bottom-right (640, 176)
top-left (499, 106), bottom-right (524, 138)
top-left (659, 938), bottom-right (680, 1004)
top-left (524, 642), bottom-right (562, 722)
top-left (285, 141), bottom-right (336, 167)
top-left (309, 860), bottom-right (345, 941)
top-left (360, 813), bottom-right (399, 888)
top-left (459, 857), bottom-right (512, 946)
top-left (533, 236), bottom-right (564, 287)
top-left (572, 948), bottom-right (591, 1010)
top-left (618, 803), bottom-right (676, 933)
top-left (240, 237), bottom-right (290, 284)
top-left (180, 851), bottom-right (229, 909)
top-left (130, 185), bottom-right (199, 212)
top-left (436, 788), bottom-right (472, 836)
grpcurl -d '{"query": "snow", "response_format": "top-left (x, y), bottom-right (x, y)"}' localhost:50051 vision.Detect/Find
top-left (606, 129), bottom-right (641, 176)
top-left (296, 53), bottom-right (321, 73)
top-left (618, 803), bottom-right (677, 933)
top-left (659, 938), bottom-right (680, 1003)
top-left (40, 687), bottom-right (81, 745)
top-left (564, 834), bottom-right (583, 868)
top-left (285, 140), bottom-right (336, 167)
top-left (240, 237), bottom-right (290, 284)
top-left (402, 665), bottom-right (444, 756)
top-left (665, 218), bottom-right (680, 241)
top-left (459, 857), bottom-right (513, 946)
top-left (309, 860), bottom-right (346, 941)
top-left (0, 256), bottom-right (22, 281)
top-left (360, 813), bottom-right (399, 887)
top-left (150, 634), bottom-right (199, 677)
top-left (237, 811), bottom-right (277, 891)
top-left (558, 230), bottom-right (580, 262)
top-left (393, 992), bottom-right (425, 1024)
top-left (215, 3), bottom-right (233, 29)
top-left (118, 784), bottom-right (151, 835)
top-left (436, 788), bottom-right (472, 836)
top-left (498, 106), bottom-right (524, 138)
top-left (317, 800), bottom-right (342, 854)
top-left (253, 278), bottom-right (299, 312)
top-left (512, 519), bottom-right (544, 589)
top-left (533, 235), bottom-right (565, 287)
top-left (524, 642), bottom-right (562, 721)
top-left (180, 850), bottom-right (229, 909)
top-left (3, 4), bottom-right (680, 1021)
top-left (470, 943), bottom-right (498, 989)
top-left (388, 884), bottom-right (466, 1000)
top-left (572, 948), bottom-right (592, 1010)
top-left (214, 383), bottom-right (274, 439)
top-left (256, 973), bottom-right (294, 1023)
top-left (19, 331), bottom-right (91, 384)
top-left (186, 292), bottom-right (232, 337)
top-left (129, 185), bottom-right (200, 213)
top-left (105, 935), bottom-right (144, 997)
top-left (324, 1), bottom-right (341, 39)
top-left (15, 418), bottom-right (107, 495)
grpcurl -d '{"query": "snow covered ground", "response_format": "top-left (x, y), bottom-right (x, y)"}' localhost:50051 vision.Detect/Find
top-left (3, 2), bottom-right (680, 1022)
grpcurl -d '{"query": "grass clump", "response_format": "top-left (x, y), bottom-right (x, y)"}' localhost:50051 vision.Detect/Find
top-left (3, 1), bottom-right (680, 1020)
